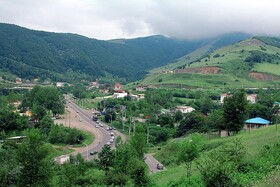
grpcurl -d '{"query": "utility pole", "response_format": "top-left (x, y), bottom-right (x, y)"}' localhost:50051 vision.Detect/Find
top-left (147, 126), bottom-right (149, 144)
top-left (133, 121), bottom-right (136, 136)
top-left (68, 111), bottom-right (71, 128)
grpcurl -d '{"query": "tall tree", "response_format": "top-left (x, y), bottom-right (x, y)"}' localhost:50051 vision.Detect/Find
top-left (17, 129), bottom-right (52, 187)
top-left (178, 134), bottom-right (203, 177)
top-left (96, 145), bottom-right (114, 175)
top-left (223, 90), bottom-right (247, 133)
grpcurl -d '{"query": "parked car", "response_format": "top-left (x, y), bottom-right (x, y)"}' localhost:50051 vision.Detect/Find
top-left (99, 123), bottom-right (103, 127)
top-left (105, 127), bottom-right (109, 131)
top-left (157, 163), bottom-right (164, 170)
top-left (90, 151), bottom-right (98, 155)
top-left (109, 139), bottom-right (114, 143)
top-left (110, 132), bottom-right (114, 136)
top-left (95, 125), bottom-right (99, 128)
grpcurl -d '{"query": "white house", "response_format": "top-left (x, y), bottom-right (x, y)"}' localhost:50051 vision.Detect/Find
top-left (175, 106), bottom-right (195, 114)
top-left (246, 94), bottom-right (257, 103)
top-left (113, 91), bottom-right (128, 98)
top-left (220, 93), bottom-right (258, 104)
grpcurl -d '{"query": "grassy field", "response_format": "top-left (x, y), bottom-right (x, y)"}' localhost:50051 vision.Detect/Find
top-left (142, 71), bottom-right (273, 89)
top-left (150, 124), bottom-right (280, 186)
top-left (142, 38), bottom-right (280, 89)
top-left (253, 63), bottom-right (280, 76)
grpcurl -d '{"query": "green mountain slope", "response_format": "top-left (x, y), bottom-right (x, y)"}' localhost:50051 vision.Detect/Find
top-left (0, 23), bottom-right (250, 83)
top-left (142, 37), bottom-right (280, 89)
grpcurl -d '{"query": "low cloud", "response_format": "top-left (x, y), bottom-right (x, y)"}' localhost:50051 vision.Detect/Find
top-left (0, 0), bottom-right (280, 40)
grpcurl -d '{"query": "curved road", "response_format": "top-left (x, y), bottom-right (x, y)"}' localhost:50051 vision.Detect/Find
top-left (59, 98), bottom-right (164, 174)
top-left (66, 98), bottom-right (123, 160)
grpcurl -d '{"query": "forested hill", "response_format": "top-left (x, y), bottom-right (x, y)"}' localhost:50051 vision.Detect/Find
top-left (0, 23), bottom-right (250, 82)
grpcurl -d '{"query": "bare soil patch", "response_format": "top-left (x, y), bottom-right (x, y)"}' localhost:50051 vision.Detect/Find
top-left (249, 72), bottom-right (280, 81)
top-left (175, 66), bottom-right (222, 74)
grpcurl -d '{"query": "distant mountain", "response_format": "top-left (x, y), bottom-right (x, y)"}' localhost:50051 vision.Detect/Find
top-left (142, 37), bottom-right (280, 89)
top-left (0, 23), bottom-right (250, 83)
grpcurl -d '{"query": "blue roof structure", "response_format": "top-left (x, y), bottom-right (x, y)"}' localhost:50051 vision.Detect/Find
top-left (245, 117), bottom-right (270, 125)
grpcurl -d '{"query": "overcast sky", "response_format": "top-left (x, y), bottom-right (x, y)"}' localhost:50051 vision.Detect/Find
top-left (0, 0), bottom-right (280, 40)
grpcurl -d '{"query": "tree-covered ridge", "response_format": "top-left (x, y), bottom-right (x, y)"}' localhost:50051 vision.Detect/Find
top-left (0, 23), bottom-right (250, 83)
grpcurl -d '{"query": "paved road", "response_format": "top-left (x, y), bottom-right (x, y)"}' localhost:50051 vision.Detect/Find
top-left (66, 98), bottom-right (121, 160)
top-left (145, 153), bottom-right (164, 174)
top-left (59, 98), bottom-right (164, 174)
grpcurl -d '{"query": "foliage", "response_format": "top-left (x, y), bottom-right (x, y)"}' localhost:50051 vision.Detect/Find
top-left (223, 90), bottom-right (247, 133)
top-left (196, 139), bottom-right (246, 187)
top-left (48, 124), bottom-right (84, 145)
top-left (17, 128), bottom-right (53, 187)
top-left (0, 23), bottom-right (212, 82)
top-left (0, 107), bottom-right (28, 132)
top-left (96, 145), bottom-right (114, 175)
top-left (21, 85), bottom-right (65, 118)
top-left (178, 133), bottom-right (204, 177)
top-left (176, 112), bottom-right (206, 137)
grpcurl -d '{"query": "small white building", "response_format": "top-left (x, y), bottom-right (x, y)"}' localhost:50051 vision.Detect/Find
top-left (175, 106), bottom-right (195, 114)
top-left (56, 82), bottom-right (65, 87)
top-left (113, 91), bottom-right (128, 98)
top-left (136, 86), bottom-right (147, 92)
top-left (246, 94), bottom-right (257, 103)
top-left (54, 155), bottom-right (70, 164)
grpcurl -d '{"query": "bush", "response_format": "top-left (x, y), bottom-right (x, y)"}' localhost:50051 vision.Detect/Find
top-left (48, 124), bottom-right (84, 144)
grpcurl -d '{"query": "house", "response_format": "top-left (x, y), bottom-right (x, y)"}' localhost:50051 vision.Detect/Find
top-left (220, 93), bottom-right (231, 103)
top-left (6, 136), bottom-right (27, 143)
top-left (136, 86), bottom-right (147, 92)
top-left (113, 90), bottom-right (128, 98)
top-left (138, 94), bottom-right (145, 99)
top-left (220, 93), bottom-right (258, 104)
top-left (244, 117), bottom-right (270, 130)
top-left (56, 82), bottom-right (65, 87)
top-left (274, 102), bottom-right (280, 115)
top-left (114, 83), bottom-right (122, 91)
top-left (99, 89), bottom-right (110, 94)
top-left (129, 94), bottom-right (139, 100)
top-left (92, 81), bottom-right (99, 88)
top-left (246, 94), bottom-right (258, 103)
top-left (54, 155), bottom-right (70, 164)
top-left (175, 106), bottom-right (195, 114)
top-left (15, 78), bottom-right (22, 84)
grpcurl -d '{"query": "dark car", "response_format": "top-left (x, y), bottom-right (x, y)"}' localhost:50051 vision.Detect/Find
top-left (157, 163), bottom-right (164, 170)
top-left (90, 151), bottom-right (98, 155)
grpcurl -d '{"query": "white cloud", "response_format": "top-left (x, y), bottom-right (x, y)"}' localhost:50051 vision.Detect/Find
top-left (0, 0), bottom-right (280, 40)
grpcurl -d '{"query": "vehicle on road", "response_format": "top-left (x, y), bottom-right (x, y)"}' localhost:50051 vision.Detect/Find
top-left (90, 151), bottom-right (98, 155)
top-left (95, 125), bottom-right (99, 128)
top-left (92, 116), bottom-right (98, 121)
top-left (157, 163), bottom-right (164, 170)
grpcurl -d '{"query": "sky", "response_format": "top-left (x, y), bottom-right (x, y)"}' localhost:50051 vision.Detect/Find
top-left (0, 0), bottom-right (280, 40)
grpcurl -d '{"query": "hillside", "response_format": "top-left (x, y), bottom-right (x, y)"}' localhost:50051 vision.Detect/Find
top-left (151, 125), bottom-right (280, 186)
top-left (142, 37), bottom-right (280, 89)
top-left (0, 23), bottom-right (250, 83)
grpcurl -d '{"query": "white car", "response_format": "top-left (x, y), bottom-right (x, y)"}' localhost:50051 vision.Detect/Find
top-left (105, 127), bottom-right (109, 131)
top-left (110, 132), bottom-right (114, 136)
top-left (99, 123), bottom-right (103, 127)
top-left (95, 125), bottom-right (99, 128)
top-left (109, 139), bottom-right (114, 143)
